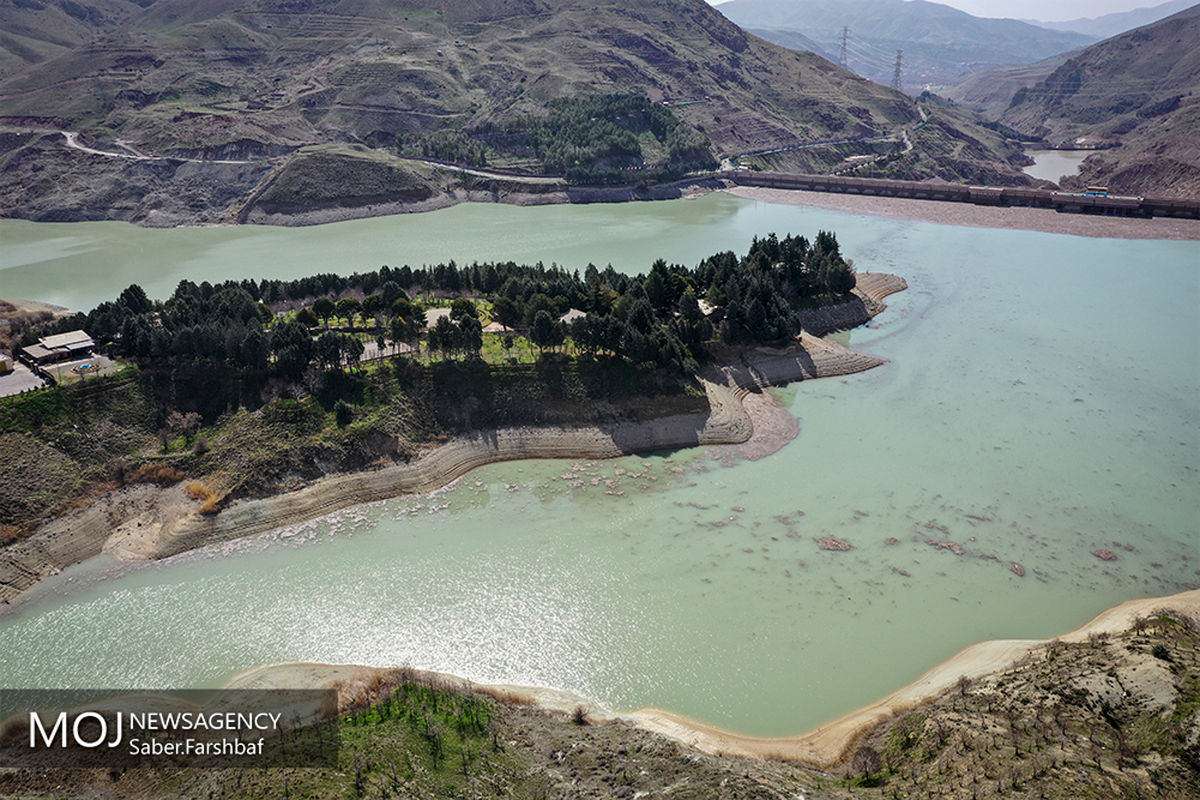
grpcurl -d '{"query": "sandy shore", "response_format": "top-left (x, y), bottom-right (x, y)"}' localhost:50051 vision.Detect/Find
top-left (228, 587), bottom-right (1200, 770)
top-left (726, 186), bottom-right (1200, 241)
top-left (0, 299), bottom-right (71, 317)
top-left (624, 588), bottom-right (1200, 766)
top-left (0, 275), bottom-right (903, 606)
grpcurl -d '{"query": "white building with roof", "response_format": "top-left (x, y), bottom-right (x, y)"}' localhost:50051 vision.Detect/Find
top-left (21, 330), bottom-right (95, 365)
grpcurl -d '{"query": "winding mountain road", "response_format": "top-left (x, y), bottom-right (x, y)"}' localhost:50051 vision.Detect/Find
top-left (61, 131), bottom-right (255, 165)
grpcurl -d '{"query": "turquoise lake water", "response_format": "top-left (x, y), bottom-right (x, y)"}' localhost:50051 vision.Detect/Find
top-left (0, 195), bottom-right (1196, 735)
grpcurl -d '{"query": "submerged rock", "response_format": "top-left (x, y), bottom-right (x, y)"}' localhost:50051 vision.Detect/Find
top-left (925, 539), bottom-right (965, 556)
top-left (817, 537), bottom-right (853, 551)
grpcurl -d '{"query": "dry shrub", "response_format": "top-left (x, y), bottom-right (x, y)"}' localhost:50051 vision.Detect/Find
top-left (129, 463), bottom-right (184, 486)
top-left (107, 458), bottom-right (130, 486)
top-left (185, 481), bottom-right (223, 514)
top-left (1177, 613), bottom-right (1200, 634)
top-left (0, 524), bottom-right (27, 546)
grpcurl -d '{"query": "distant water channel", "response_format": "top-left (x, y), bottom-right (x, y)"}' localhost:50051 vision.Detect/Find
top-left (1022, 149), bottom-right (1091, 185)
top-left (1, 195), bottom-right (1197, 736)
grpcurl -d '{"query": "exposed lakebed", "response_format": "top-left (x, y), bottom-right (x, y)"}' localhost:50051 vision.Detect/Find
top-left (0, 194), bottom-right (1196, 736)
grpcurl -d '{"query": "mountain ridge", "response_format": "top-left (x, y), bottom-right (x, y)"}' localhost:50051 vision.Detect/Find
top-left (1021, 0), bottom-right (1196, 39)
top-left (0, 0), bottom-right (1036, 225)
top-left (716, 0), bottom-right (1095, 89)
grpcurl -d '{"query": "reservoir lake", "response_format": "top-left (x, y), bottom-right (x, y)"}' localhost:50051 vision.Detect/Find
top-left (1022, 149), bottom-right (1091, 185)
top-left (0, 193), bottom-right (1197, 736)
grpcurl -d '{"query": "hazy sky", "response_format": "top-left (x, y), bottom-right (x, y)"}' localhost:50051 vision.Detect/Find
top-left (708, 0), bottom-right (1172, 23)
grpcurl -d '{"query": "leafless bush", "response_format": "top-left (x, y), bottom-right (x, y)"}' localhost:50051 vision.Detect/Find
top-left (851, 744), bottom-right (882, 779)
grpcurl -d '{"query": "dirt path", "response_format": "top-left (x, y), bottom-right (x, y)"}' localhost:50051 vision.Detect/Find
top-left (60, 131), bottom-right (256, 165)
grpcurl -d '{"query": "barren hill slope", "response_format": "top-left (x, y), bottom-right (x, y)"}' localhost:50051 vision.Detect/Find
top-left (0, 0), bottom-right (1033, 224)
top-left (998, 3), bottom-right (1200, 198)
top-left (0, 0), bottom-right (144, 75)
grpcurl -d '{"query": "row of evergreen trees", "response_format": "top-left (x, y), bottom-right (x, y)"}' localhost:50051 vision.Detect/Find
top-left (523, 95), bottom-right (715, 184)
top-left (408, 95), bottom-right (717, 185)
top-left (28, 231), bottom-right (857, 381)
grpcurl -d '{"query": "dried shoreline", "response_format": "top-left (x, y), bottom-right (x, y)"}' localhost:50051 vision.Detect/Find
top-left (725, 185), bottom-right (1200, 241)
top-left (0, 275), bottom-right (907, 607)
top-left (278, 181), bottom-right (1199, 240)
top-left (229, 587), bottom-right (1200, 770)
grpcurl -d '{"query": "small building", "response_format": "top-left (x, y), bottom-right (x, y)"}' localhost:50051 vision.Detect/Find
top-left (482, 321), bottom-right (514, 334)
top-left (697, 299), bottom-right (722, 321)
top-left (558, 308), bottom-right (587, 325)
top-left (21, 330), bottom-right (95, 365)
top-left (0, 354), bottom-right (12, 375)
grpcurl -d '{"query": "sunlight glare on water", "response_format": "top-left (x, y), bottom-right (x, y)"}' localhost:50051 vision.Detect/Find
top-left (0, 196), bottom-right (1196, 736)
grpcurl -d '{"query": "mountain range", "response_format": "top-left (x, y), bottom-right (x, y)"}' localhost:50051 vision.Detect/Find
top-left (715, 0), bottom-right (1096, 89)
top-left (1022, 0), bottom-right (1195, 39)
top-left (0, 0), bottom-right (1035, 225)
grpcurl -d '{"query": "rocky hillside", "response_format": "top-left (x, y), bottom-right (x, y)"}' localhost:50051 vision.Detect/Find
top-left (853, 611), bottom-right (1200, 798)
top-left (942, 50), bottom-right (1081, 117)
top-left (998, 4), bottom-right (1200, 198)
top-left (0, 0), bottom-right (1034, 225)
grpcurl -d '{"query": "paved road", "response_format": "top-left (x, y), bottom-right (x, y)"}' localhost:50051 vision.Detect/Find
top-left (398, 156), bottom-right (565, 185)
top-left (0, 362), bottom-right (45, 397)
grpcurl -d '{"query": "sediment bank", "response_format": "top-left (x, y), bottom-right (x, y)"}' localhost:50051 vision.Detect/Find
top-left (0, 275), bottom-right (905, 607)
top-left (241, 177), bottom-right (728, 227)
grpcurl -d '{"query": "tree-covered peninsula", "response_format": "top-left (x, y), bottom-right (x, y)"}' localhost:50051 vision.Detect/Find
top-left (1, 232), bottom-right (858, 536)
